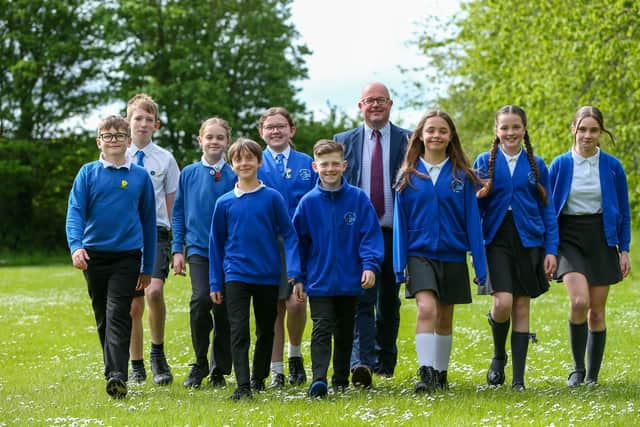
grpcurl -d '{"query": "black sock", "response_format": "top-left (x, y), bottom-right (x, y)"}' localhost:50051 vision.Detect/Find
top-left (569, 321), bottom-right (588, 372)
top-left (511, 331), bottom-right (529, 386)
top-left (586, 329), bottom-right (606, 382)
top-left (131, 359), bottom-right (145, 370)
top-left (151, 343), bottom-right (164, 357)
top-left (488, 312), bottom-right (510, 360)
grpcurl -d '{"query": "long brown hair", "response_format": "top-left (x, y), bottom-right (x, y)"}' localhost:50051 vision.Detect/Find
top-left (476, 105), bottom-right (547, 205)
top-left (572, 106), bottom-right (615, 146)
top-left (396, 110), bottom-right (478, 192)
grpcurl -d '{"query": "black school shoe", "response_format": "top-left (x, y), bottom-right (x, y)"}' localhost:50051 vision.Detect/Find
top-left (250, 377), bottom-right (265, 392)
top-left (351, 365), bottom-right (372, 388)
top-left (415, 366), bottom-right (436, 394)
top-left (487, 355), bottom-right (507, 386)
top-left (230, 386), bottom-right (252, 401)
top-left (130, 365), bottom-right (147, 384)
top-left (435, 370), bottom-right (448, 390)
top-left (183, 363), bottom-right (207, 388)
top-left (209, 368), bottom-right (227, 388)
top-left (288, 357), bottom-right (307, 385)
top-left (151, 353), bottom-right (173, 385)
top-left (270, 373), bottom-right (285, 389)
top-left (106, 377), bottom-right (127, 399)
top-left (567, 370), bottom-right (586, 387)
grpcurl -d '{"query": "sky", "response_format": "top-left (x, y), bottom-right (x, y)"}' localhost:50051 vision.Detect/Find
top-left (290, 0), bottom-right (460, 127)
top-left (83, 0), bottom-right (460, 132)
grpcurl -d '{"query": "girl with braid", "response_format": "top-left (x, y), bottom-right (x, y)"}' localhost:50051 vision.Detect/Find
top-left (549, 106), bottom-right (631, 387)
top-left (394, 110), bottom-right (487, 393)
top-left (474, 105), bottom-right (558, 390)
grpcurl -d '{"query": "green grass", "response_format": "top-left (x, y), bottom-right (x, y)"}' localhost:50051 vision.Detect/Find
top-left (1, 243), bottom-right (639, 426)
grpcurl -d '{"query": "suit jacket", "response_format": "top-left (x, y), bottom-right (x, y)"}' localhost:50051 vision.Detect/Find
top-left (333, 123), bottom-right (411, 196)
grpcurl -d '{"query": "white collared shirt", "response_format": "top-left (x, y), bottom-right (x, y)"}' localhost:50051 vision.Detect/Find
top-left (99, 155), bottom-right (131, 170)
top-left (565, 147), bottom-right (602, 214)
top-left (267, 145), bottom-right (292, 169)
top-left (420, 157), bottom-right (449, 185)
top-left (201, 156), bottom-right (226, 171)
top-left (127, 142), bottom-right (180, 228)
top-left (501, 147), bottom-right (522, 177)
top-left (361, 122), bottom-right (392, 227)
top-left (233, 181), bottom-right (266, 198)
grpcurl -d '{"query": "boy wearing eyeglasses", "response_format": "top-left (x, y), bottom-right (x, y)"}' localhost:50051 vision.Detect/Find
top-left (66, 115), bottom-right (157, 398)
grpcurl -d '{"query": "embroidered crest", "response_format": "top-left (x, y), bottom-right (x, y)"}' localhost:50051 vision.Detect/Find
top-left (527, 171), bottom-right (536, 185)
top-left (344, 212), bottom-right (356, 225)
top-left (450, 179), bottom-right (464, 193)
top-left (299, 168), bottom-right (312, 180)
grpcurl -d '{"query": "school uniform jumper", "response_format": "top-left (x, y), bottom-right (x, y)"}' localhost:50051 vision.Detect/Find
top-left (171, 160), bottom-right (235, 375)
top-left (209, 185), bottom-right (302, 389)
top-left (293, 178), bottom-right (384, 385)
top-left (393, 160), bottom-right (487, 293)
top-left (474, 150), bottom-right (558, 296)
top-left (66, 160), bottom-right (157, 382)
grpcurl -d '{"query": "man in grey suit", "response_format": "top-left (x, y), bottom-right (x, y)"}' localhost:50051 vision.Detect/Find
top-left (333, 82), bottom-right (410, 386)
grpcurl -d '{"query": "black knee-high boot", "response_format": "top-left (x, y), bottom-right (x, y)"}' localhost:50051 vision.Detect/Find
top-left (511, 331), bottom-right (529, 390)
top-left (586, 329), bottom-right (606, 384)
top-left (567, 321), bottom-right (588, 386)
top-left (487, 313), bottom-right (510, 386)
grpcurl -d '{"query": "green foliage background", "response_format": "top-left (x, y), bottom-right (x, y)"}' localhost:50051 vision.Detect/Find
top-left (410, 0), bottom-right (640, 219)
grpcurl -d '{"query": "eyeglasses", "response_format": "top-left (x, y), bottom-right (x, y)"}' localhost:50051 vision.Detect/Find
top-left (263, 124), bottom-right (289, 131)
top-left (99, 133), bottom-right (128, 142)
top-left (361, 97), bottom-right (390, 106)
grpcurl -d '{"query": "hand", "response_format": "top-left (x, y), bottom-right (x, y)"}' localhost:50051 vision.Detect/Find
top-left (620, 251), bottom-right (631, 278)
top-left (543, 254), bottom-right (557, 280)
top-left (293, 282), bottom-right (307, 302)
top-left (210, 291), bottom-right (223, 304)
top-left (172, 253), bottom-right (186, 276)
top-left (361, 270), bottom-right (376, 289)
top-left (136, 273), bottom-right (151, 291)
top-left (71, 248), bottom-right (90, 270)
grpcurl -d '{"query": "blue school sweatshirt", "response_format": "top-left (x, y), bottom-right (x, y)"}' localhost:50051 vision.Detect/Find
top-left (474, 150), bottom-right (559, 255)
top-left (258, 149), bottom-right (317, 218)
top-left (208, 185), bottom-right (302, 292)
top-left (292, 178), bottom-right (384, 297)
top-left (393, 160), bottom-right (487, 285)
top-left (171, 161), bottom-right (236, 258)
top-left (549, 150), bottom-right (631, 252)
top-left (66, 161), bottom-right (157, 274)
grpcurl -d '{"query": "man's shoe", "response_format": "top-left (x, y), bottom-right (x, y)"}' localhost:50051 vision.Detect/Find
top-left (230, 386), bottom-right (252, 401)
top-left (415, 366), bottom-right (436, 394)
top-left (567, 370), bottom-right (585, 387)
top-left (308, 380), bottom-right (328, 398)
top-left (512, 382), bottom-right (526, 391)
top-left (106, 377), bottom-right (127, 399)
top-left (373, 366), bottom-right (393, 378)
top-left (435, 370), bottom-right (449, 390)
top-left (151, 353), bottom-right (174, 385)
top-left (270, 373), bottom-right (285, 389)
top-left (183, 363), bottom-right (207, 388)
top-left (332, 380), bottom-right (349, 393)
top-left (130, 366), bottom-right (147, 384)
top-left (351, 365), bottom-right (372, 388)
top-left (288, 357), bottom-right (307, 385)
top-left (486, 355), bottom-right (507, 386)
top-left (250, 377), bottom-right (265, 392)
top-left (209, 369), bottom-right (226, 388)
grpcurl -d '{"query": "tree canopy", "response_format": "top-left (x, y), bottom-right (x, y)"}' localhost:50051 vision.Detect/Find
top-left (412, 0), bottom-right (640, 218)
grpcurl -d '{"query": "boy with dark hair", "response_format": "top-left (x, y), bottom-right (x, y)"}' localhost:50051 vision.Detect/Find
top-left (209, 138), bottom-right (302, 400)
top-left (66, 115), bottom-right (157, 398)
top-left (292, 139), bottom-right (384, 397)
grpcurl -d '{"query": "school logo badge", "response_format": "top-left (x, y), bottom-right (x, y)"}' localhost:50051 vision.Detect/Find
top-left (527, 171), bottom-right (536, 185)
top-left (299, 169), bottom-right (311, 180)
top-left (120, 180), bottom-right (128, 190)
top-left (344, 212), bottom-right (356, 225)
top-left (450, 179), bottom-right (464, 193)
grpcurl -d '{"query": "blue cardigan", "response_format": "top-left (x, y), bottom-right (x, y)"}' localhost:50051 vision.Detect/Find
top-left (293, 178), bottom-right (384, 297)
top-left (258, 149), bottom-right (317, 218)
top-left (171, 161), bottom-right (236, 258)
top-left (549, 150), bottom-right (631, 252)
top-left (474, 150), bottom-right (559, 255)
top-left (393, 160), bottom-right (487, 285)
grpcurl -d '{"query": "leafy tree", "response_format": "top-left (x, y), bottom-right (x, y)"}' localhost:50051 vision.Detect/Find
top-left (411, 0), bottom-right (640, 218)
top-left (99, 0), bottom-right (310, 165)
top-left (0, 0), bottom-right (108, 138)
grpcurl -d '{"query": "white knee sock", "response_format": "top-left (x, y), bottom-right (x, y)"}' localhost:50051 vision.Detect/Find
top-left (434, 334), bottom-right (452, 372)
top-left (288, 343), bottom-right (302, 358)
top-left (415, 333), bottom-right (435, 367)
top-left (271, 362), bottom-right (284, 375)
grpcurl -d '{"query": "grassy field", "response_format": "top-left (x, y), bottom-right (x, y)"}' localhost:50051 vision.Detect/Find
top-left (1, 244), bottom-right (639, 426)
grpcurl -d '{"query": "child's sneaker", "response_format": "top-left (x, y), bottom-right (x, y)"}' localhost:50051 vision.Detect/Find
top-left (308, 380), bottom-right (328, 398)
